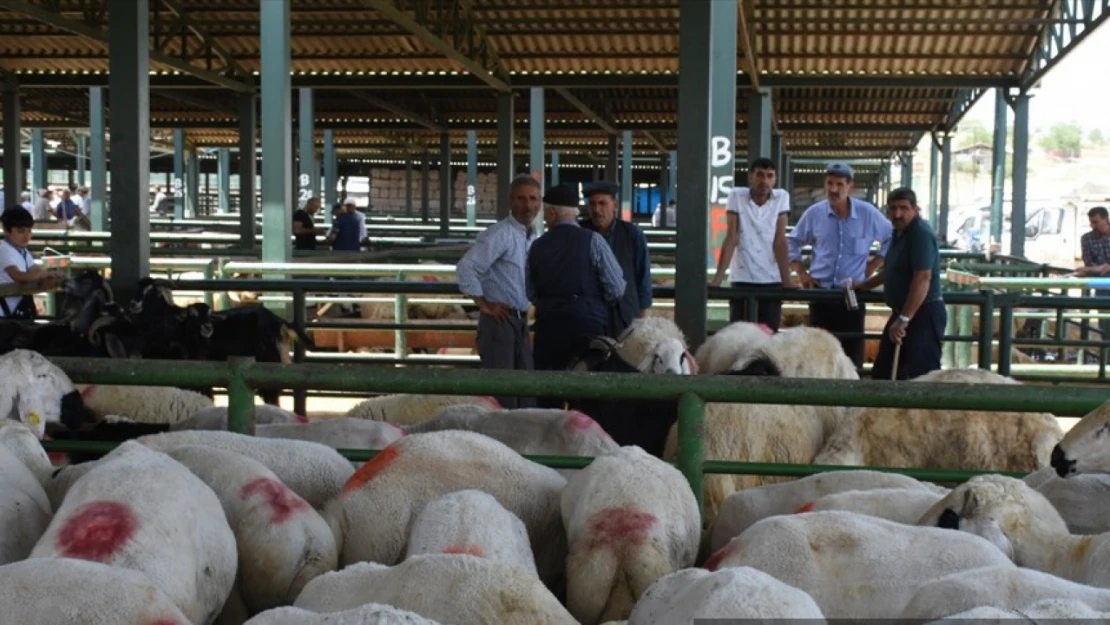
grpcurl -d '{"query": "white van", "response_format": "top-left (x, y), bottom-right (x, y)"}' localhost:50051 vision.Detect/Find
top-left (950, 199), bottom-right (1093, 269)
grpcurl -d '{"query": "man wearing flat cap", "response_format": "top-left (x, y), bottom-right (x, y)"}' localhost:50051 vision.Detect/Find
top-left (526, 182), bottom-right (627, 376)
top-left (580, 180), bottom-right (653, 337)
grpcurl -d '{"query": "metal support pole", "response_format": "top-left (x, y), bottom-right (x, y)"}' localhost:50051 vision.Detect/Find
top-left (939, 133), bottom-right (953, 243)
top-left (107, 0), bottom-right (150, 303)
top-left (929, 139), bottom-right (939, 226)
top-left (420, 151), bottom-right (430, 223)
top-left (292, 290), bottom-right (306, 415)
top-left (495, 92), bottom-right (514, 219)
top-left (901, 153), bottom-right (913, 189)
top-left (404, 155), bottom-right (413, 217)
top-left (668, 149), bottom-right (677, 204)
top-left (990, 89), bottom-right (1009, 247)
top-left (439, 131), bottom-right (451, 237)
top-left (298, 88), bottom-right (317, 206)
top-left (606, 135), bottom-right (618, 181)
top-left (550, 149), bottom-right (560, 187)
top-left (217, 148), bottom-right (231, 214)
top-left (659, 153), bottom-right (670, 227)
top-left (89, 88), bottom-right (106, 231)
top-left (978, 290), bottom-right (994, 370)
top-left (783, 154), bottom-right (793, 199)
top-left (237, 94), bottom-right (257, 251)
top-left (675, 0), bottom-right (716, 349)
top-left (260, 0), bottom-right (292, 314)
top-left (76, 134), bottom-right (87, 187)
top-left (466, 130), bottom-right (478, 227)
top-left (323, 129), bottom-right (336, 225)
top-left (770, 134), bottom-right (783, 178)
top-left (2, 85), bottom-right (21, 204)
top-left (226, 356), bottom-right (256, 435)
top-left (747, 87), bottom-right (772, 159)
top-left (1010, 92), bottom-right (1032, 259)
top-left (172, 128), bottom-right (185, 219)
top-left (30, 128), bottom-right (44, 193)
top-left (621, 129), bottom-right (633, 220)
top-left (677, 392), bottom-right (706, 519)
top-left (529, 87), bottom-right (545, 234)
top-left (186, 148), bottom-right (198, 217)
top-left (708, 0), bottom-right (737, 271)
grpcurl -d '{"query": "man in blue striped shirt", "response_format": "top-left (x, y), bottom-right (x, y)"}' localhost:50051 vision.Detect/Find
top-left (787, 162), bottom-right (893, 367)
top-left (456, 174), bottom-right (541, 408)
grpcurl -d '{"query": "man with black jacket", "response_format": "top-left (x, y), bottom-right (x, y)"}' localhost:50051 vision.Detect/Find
top-left (581, 181), bottom-right (653, 337)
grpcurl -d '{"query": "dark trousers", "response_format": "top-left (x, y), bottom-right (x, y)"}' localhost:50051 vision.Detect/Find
top-left (533, 313), bottom-right (608, 408)
top-left (728, 281), bottom-right (784, 332)
top-left (871, 299), bottom-right (947, 381)
top-left (476, 312), bottom-right (536, 409)
top-left (808, 298), bottom-right (867, 368)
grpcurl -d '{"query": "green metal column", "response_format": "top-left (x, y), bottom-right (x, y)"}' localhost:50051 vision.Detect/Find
top-left (770, 134), bottom-right (783, 177)
top-left (107, 0), bottom-right (150, 302)
top-left (659, 153), bottom-right (670, 227)
top-left (216, 148), bottom-right (230, 214)
top-left (75, 134), bottom-right (86, 187)
top-left (186, 149), bottom-right (198, 217)
top-left (237, 94), bottom-right (257, 252)
top-left (420, 151), bottom-right (430, 223)
top-left (323, 129), bottom-right (336, 225)
top-left (30, 128), bottom-right (44, 193)
top-left (2, 84), bottom-right (21, 202)
top-left (668, 149), bottom-right (677, 203)
top-left (990, 89), bottom-right (1009, 246)
top-left (901, 153), bottom-right (913, 189)
top-left (404, 155), bottom-right (413, 217)
top-left (529, 87), bottom-right (545, 234)
top-left (929, 138), bottom-right (939, 226)
top-left (172, 128), bottom-right (185, 219)
top-left (676, 0), bottom-right (718, 349)
top-left (939, 132), bottom-right (953, 243)
top-left (89, 88), bottom-right (106, 231)
top-left (747, 88), bottom-right (772, 159)
top-left (1010, 92), bottom-right (1032, 259)
top-left (439, 131), bottom-right (451, 237)
top-left (550, 150), bottom-right (559, 187)
top-left (708, 0), bottom-right (737, 270)
top-left (783, 154), bottom-right (793, 198)
top-left (606, 135), bottom-right (618, 181)
top-left (298, 88), bottom-right (317, 205)
top-left (621, 130), bottom-right (633, 220)
top-left (495, 92), bottom-right (514, 220)
top-left (260, 0), bottom-right (292, 308)
top-left (466, 130), bottom-right (478, 227)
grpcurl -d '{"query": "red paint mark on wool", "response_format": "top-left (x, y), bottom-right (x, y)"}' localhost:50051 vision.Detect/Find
top-left (421, 275), bottom-right (437, 282)
top-left (390, 423), bottom-right (408, 437)
top-left (756, 323), bottom-right (774, 336)
top-left (587, 505), bottom-right (656, 551)
top-left (442, 544), bottom-right (484, 557)
top-left (80, 385), bottom-right (96, 400)
top-left (566, 411), bottom-right (599, 431)
top-left (56, 500), bottom-right (138, 562)
top-left (478, 396), bottom-right (502, 409)
top-left (293, 414), bottom-right (310, 424)
top-left (796, 501), bottom-right (816, 514)
top-left (702, 540), bottom-right (739, 571)
top-left (242, 478), bottom-right (308, 523)
top-left (342, 443), bottom-right (402, 493)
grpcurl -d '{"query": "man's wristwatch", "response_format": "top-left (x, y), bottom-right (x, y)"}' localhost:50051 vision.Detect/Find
top-left (897, 314), bottom-right (911, 324)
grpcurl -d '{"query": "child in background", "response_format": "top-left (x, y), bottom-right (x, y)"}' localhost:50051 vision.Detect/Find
top-left (0, 206), bottom-right (65, 320)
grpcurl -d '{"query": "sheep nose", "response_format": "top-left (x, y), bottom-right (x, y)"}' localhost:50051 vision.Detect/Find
top-left (1051, 444), bottom-right (1076, 478)
top-left (937, 508), bottom-right (960, 530)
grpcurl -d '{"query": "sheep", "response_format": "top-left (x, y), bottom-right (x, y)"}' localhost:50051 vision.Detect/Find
top-left (612, 316), bottom-right (696, 374)
top-left (693, 320), bottom-right (775, 375)
top-left (927, 598), bottom-right (1110, 623)
top-left (814, 368), bottom-right (1063, 473)
top-left (799, 487), bottom-right (947, 525)
top-left (0, 557), bottom-right (193, 625)
top-left (1049, 398), bottom-right (1110, 478)
top-left (705, 510), bottom-right (1015, 619)
top-left (0, 348), bottom-right (87, 436)
top-left (253, 418), bottom-right (407, 451)
top-left (561, 446), bottom-right (700, 624)
top-left (77, 383), bottom-right (214, 424)
top-left (0, 419), bottom-right (55, 485)
top-left (0, 443), bottom-right (52, 564)
top-left (322, 430), bottom-right (568, 590)
top-left (708, 469), bottom-right (949, 553)
top-left (172, 404), bottom-right (308, 430)
top-left (626, 567), bottom-right (827, 624)
top-left (1023, 467), bottom-right (1110, 534)
top-left (724, 325), bottom-right (862, 380)
top-left (136, 430), bottom-right (355, 510)
top-left (918, 473), bottom-right (1110, 588)
top-left (292, 556), bottom-right (579, 625)
top-left (244, 603), bottom-right (445, 625)
top-left (900, 565), bottom-right (1110, 621)
top-left (29, 441), bottom-right (238, 625)
top-left (404, 489), bottom-right (538, 577)
top-left (153, 445), bottom-right (335, 623)
top-left (345, 393), bottom-right (501, 425)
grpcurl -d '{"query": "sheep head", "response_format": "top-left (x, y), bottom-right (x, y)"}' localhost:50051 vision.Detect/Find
top-left (636, 338), bottom-right (696, 375)
top-left (0, 349), bottom-right (88, 438)
top-left (1051, 400), bottom-right (1110, 478)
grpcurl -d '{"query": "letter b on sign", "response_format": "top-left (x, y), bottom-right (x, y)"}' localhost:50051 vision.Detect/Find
top-left (711, 137), bottom-right (732, 168)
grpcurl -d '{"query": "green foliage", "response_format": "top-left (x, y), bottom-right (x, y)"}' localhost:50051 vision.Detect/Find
top-left (956, 119), bottom-right (992, 148)
top-left (1089, 128), bottom-right (1105, 147)
top-left (1038, 122), bottom-right (1084, 158)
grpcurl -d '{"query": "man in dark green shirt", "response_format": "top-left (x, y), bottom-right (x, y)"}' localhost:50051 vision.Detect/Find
top-left (854, 187), bottom-right (946, 380)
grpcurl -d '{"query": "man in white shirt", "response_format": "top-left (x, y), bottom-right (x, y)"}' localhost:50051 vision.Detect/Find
top-left (709, 158), bottom-right (795, 331)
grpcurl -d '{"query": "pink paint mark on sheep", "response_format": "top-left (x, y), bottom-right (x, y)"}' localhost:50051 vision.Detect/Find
top-left (702, 540), bottom-right (739, 571)
top-left (241, 477), bottom-right (309, 524)
top-left (293, 413), bottom-right (310, 424)
top-left (587, 505), bottom-right (656, 551)
top-left (683, 350), bottom-right (698, 374)
top-left (566, 411), bottom-right (598, 431)
top-left (56, 500), bottom-right (138, 562)
top-left (80, 385), bottom-right (96, 400)
top-left (756, 323), bottom-right (774, 336)
top-left (478, 396), bottom-right (502, 409)
top-left (390, 423), bottom-right (408, 437)
top-left (796, 501), bottom-right (816, 514)
top-left (442, 544), bottom-right (484, 557)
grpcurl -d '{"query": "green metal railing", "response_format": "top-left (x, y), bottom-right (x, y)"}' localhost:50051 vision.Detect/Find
top-left (42, 356), bottom-right (1109, 517)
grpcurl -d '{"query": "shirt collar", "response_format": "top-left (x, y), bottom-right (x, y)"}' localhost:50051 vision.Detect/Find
top-left (506, 216), bottom-right (536, 239)
top-left (825, 198), bottom-right (857, 220)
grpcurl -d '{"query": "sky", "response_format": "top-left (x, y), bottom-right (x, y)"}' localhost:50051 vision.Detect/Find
top-left (963, 22), bottom-right (1110, 133)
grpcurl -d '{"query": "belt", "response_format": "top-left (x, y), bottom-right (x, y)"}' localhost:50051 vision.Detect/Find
top-left (484, 307), bottom-right (527, 319)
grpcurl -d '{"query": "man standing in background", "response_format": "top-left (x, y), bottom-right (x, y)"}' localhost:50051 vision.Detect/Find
top-left (580, 180), bottom-right (652, 337)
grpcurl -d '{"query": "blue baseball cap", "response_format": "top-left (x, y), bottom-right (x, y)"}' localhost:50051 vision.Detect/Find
top-left (825, 161), bottom-right (854, 181)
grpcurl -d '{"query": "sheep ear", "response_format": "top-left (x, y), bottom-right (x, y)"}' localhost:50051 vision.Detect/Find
top-left (683, 350), bottom-right (698, 375)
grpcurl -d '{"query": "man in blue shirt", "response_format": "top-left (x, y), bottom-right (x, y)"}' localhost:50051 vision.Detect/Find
top-left (787, 162), bottom-right (893, 367)
top-left (581, 180), bottom-right (652, 337)
top-left (325, 200), bottom-right (363, 251)
top-left (854, 187), bottom-right (945, 380)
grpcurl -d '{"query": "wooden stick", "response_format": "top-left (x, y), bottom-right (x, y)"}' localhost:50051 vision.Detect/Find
top-left (892, 342), bottom-right (902, 381)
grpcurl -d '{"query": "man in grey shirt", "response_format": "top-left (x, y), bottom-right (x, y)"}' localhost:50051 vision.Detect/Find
top-left (456, 174), bottom-right (541, 408)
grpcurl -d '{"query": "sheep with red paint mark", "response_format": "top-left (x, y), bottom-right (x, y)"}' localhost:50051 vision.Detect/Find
top-left (76, 383), bottom-right (214, 424)
top-left (561, 445), bottom-right (700, 624)
top-left (797, 487), bottom-right (947, 526)
top-left (292, 555), bottom-right (578, 625)
top-left (344, 393), bottom-right (502, 425)
top-left (244, 603), bottom-right (445, 624)
top-left (0, 348), bottom-right (87, 437)
top-left (29, 440), bottom-right (238, 625)
top-left (404, 489), bottom-right (538, 577)
top-left (0, 557), bottom-right (193, 625)
top-left (252, 417), bottom-right (406, 451)
top-left (136, 429), bottom-right (355, 509)
top-left (159, 445), bottom-right (338, 620)
top-left (322, 430), bottom-right (568, 590)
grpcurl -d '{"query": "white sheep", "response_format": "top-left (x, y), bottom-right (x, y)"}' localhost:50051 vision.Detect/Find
top-left (0, 348), bottom-right (85, 438)
top-left (0, 443), bottom-right (51, 564)
top-left (1048, 398), bottom-right (1110, 477)
top-left (136, 429), bottom-right (355, 509)
top-left (0, 557), bottom-right (193, 625)
top-left (170, 404), bottom-right (308, 430)
top-left (253, 418), bottom-right (407, 450)
top-left (627, 567), bottom-right (827, 624)
top-left (561, 446), bottom-right (700, 624)
top-left (799, 487), bottom-right (947, 525)
top-left (159, 445), bottom-right (339, 618)
top-left (244, 603), bottom-right (445, 625)
top-left (0, 419), bottom-right (55, 490)
top-left (293, 556), bottom-right (579, 625)
top-left (693, 320), bottom-right (775, 375)
top-left (814, 368), bottom-right (1063, 473)
top-left (29, 440), bottom-right (238, 625)
top-left (727, 325), bottom-right (861, 379)
top-left (927, 598), bottom-right (1110, 623)
top-left (613, 316), bottom-right (696, 374)
top-left (708, 469), bottom-right (948, 552)
top-left (344, 393), bottom-right (501, 425)
top-left (917, 473), bottom-right (1110, 588)
top-left (901, 565), bottom-right (1110, 621)
top-left (77, 383), bottom-right (214, 424)
top-left (706, 510), bottom-right (1015, 619)
top-left (1024, 466), bottom-right (1110, 534)
top-left (322, 430), bottom-right (567, 589)
top-left (404, 489), bottom-right (538, 577)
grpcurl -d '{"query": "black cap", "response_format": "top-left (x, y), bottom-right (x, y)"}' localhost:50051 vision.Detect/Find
top-left (542, 182), bottom-right (581, 208)
top-left (584, 180), bottom-right (620, 198)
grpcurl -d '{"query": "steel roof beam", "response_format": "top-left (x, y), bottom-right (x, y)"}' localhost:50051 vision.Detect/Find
top-left (641, 130), bottom-right (667, 153)
top-left (346, 90), bottom-right (443, 132)
top-left (1021, 0), bottom-right (1110, 90)
top-left (156, 0), bottom-right (252, 81)
top-left (553, 87), bottom-right (617, 135)
top-left (365, 0), bottom-right (510, 92)
top-left (943, 87), bottom-right (990, 132)
top-left (0, 0), bottom-right (254, 92)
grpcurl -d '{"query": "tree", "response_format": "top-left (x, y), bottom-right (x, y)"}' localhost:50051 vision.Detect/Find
top-left (956, 119), bottom-right (992, 149)
top-left (1090, 128), bottom-right (1105, 147)
top-left (1038, 122), bottom-right (1084, 158)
